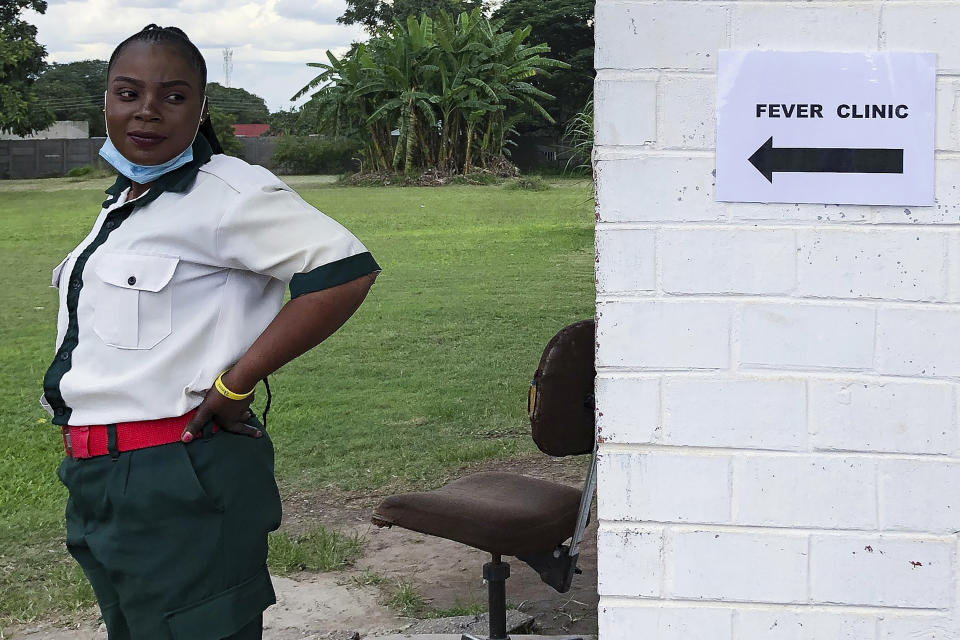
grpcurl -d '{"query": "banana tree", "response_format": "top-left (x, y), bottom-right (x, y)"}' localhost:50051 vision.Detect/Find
top-left (296, 8), bottom-right (567, 174)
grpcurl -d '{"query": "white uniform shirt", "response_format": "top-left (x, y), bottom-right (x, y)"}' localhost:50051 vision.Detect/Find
top-left (42, 139), bottom-right (379, 426)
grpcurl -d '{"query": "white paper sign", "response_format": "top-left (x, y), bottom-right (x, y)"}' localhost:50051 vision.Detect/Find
top-left (716, 51), bottom-right (936, 206)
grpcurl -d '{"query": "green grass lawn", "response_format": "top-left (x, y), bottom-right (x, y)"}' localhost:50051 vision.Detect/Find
top-left (0, 176), bottom-right (594, 625)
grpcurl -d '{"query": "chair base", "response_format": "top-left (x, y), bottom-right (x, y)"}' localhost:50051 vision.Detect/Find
top-left (467, 555), bottom-right (586, 640)
top-left (484, 557), bottom-right (510, 640)
top-left (461, 635), bottom-right (585, 640)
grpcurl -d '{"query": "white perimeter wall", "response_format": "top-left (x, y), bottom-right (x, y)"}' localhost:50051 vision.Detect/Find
top-left (594, 2), bottom-right (960, 639)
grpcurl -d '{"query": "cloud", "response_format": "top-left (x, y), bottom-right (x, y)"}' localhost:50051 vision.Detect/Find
top-left (274, 0), bottom-right (345, 25)
top-left (33, 0), bottom-right (366, 111)
top-left (118, 0), bottom-right (182, 8)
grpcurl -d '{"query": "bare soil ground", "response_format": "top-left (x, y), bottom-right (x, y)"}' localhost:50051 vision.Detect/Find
top-left (6, 456), bottom-right (597, 640)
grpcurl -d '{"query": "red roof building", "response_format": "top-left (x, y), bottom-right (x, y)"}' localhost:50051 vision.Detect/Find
top-left (232, 123), bottom-right (270, 137)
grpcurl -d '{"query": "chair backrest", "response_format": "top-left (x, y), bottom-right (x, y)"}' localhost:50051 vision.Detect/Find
top-left (527, 319), bottom-right (596, 457)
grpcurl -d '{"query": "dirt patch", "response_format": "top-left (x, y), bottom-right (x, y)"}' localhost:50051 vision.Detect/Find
top-left (289, 455), bottom-right (598, 637)
top-left (5, 455), bottom-right (597, 639)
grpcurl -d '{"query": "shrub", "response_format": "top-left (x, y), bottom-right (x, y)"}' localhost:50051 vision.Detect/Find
top-left (448, 171), bottom-right (503, 186)
top-left (505, 176), bottom-right (551, 191)
top-left (65, 165), bottom-right (114, 180)
top-left (65, 166), bottom-right (93, 177)
top-left (562, 95), bottom-right (593, 176)
top-left (208, 105), bottom-right (244, 157)
top-left (271, 136), bottom-right (361, 175)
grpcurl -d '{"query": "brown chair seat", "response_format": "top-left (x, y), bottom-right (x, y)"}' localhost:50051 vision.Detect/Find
top-left (372, 471), bottom-right (582, 556)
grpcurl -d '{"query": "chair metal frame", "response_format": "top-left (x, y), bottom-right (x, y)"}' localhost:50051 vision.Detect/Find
top-left (460, 449), bottom-right (597, 640)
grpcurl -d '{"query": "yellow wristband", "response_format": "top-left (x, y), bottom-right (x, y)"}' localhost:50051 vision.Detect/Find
top-left (215, 370), bottom-right (254, 401)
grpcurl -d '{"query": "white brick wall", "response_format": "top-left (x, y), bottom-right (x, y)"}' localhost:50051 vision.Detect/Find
top-left (669, 530), bottom-right (810, 603)
top-left (736, 610), bottom-right (875, 640)
top-left (599, 604), bottom-right (732, 640)
top-left (595, 1), bottom-right (960, 637)
top-left (809, 536), bottom-right (954, 608)
top-left (598, 452), bottom-right (731, 523)
top-left (662, 377), bottom-right (806, 450)
top-left (809, 380), bottom-right (956, 454)
top-left (660, 228), bottom-right (796, 295)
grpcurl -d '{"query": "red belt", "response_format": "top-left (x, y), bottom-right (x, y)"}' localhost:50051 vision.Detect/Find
top-left (61, 410), bottom-right (216, 459)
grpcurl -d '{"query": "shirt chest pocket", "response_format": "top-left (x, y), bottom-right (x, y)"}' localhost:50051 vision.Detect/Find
top-left (92, 251), bottom-right (179, 350)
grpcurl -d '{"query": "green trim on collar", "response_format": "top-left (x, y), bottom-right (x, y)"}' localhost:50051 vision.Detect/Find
top-left (102, 134), bottom-right (214, 208)
top-left (289, 252), bottom-right (380, 299)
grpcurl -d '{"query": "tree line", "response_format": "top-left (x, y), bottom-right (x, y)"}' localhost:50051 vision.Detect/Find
top-left (1, 0), bottom-right (593, 175)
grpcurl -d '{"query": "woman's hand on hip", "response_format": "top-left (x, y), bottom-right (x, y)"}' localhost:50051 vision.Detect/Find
top-left (180, 382), bottom-right (262, 442)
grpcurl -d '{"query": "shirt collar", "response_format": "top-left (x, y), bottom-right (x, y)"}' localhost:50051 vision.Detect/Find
top-left (102, 134), bottom-right (215, 209)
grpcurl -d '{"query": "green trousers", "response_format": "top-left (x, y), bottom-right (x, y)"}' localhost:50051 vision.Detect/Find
top-left (57, 425), bottom-right (282, 640)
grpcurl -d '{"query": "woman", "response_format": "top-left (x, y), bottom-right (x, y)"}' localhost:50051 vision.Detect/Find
top-left (42, 25), bottom-right (379, 639)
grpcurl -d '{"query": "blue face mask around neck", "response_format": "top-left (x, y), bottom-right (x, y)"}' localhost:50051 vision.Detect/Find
top-left (99, 96), bottom-right (207, 185)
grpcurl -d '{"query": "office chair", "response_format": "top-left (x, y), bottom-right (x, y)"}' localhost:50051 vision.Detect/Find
top-left (371, 319), bottom-right (597, 640)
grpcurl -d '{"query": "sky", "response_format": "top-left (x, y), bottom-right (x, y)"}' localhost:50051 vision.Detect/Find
top-left (27, 0), bottom-right (370, 112)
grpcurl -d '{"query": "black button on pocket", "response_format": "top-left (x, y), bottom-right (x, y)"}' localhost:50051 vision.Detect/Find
top-left (127, 276), bottom-right (137, 286)
top-left (55, 407), bottom-right (65, 416)
top-left (70, 279), bottom-right (80, 289)
top-left (59, 352), bottom-right (69, 360)
top-left (105, 221), bottom-right (115, 229)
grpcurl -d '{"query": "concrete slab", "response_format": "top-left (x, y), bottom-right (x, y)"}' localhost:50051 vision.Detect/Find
top-left (400, 610), bottom-right (533, 637)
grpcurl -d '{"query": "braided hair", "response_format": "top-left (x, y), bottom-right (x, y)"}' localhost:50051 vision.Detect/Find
top-left (107, 25), bottom-right (223, 154)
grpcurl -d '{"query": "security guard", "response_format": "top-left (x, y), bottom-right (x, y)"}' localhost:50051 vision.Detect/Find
top-left (42, 25), bottom-right (379, 639)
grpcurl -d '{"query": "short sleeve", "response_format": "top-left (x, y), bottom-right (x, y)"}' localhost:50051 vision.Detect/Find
top-left (217, 184), bottom-right (380, 298)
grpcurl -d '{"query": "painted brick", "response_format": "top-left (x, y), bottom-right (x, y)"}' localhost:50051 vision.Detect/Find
top-left (595, 77), bottom-right (657, 146)
top-left (796, 230), bottom-right (946, 301)
top-left (595, 376), bottom-right (659, 444)
top-left (595, 2), bottom-right (727, 72)
top-left (595, 157), bottom-right (723, 223)
top-left (662, 377), bottom-right (806, 450)
top-left (597, 452), bottom-right (730, 524)
top-left (596, 526), bottom-right (663, 597)
top-left (659, 74), bottom-right (716, 150)
top-left (661, 228), bottom-right (796, 295)
top-left (810, 535), bottom-right (954, 608)
top-left (596, 228), bottom-right (656, 294)
top-left (669, 530), bottom-right (809, 604)
top-left (732, 456), bottom-right (876, 529)
top-left (880, 460), bottom-right (960, 533)
top-left (875, 158), bottom-right (960, 225)
top-left (936, 78), bottom-right (960, 152)
top-left (727, 202), bottom-right (871, 224)
top-left (597, 301), bottom-right (732, 369)
top-left (739, 303), bottom-right (875, 370)
top-left (732, 3), bottom-right (881, 51)
top-left (599, 604), bottom-right (733, 640)
top-left (593, 0), bottom-right (960, 630)
top-left (947, 232), bottom-right (960, 303)
top-left (877, 307), bottom-right (960, 378)
top-left (882, 3), bottom-right (960, 74)
top-left (934, 158), bottom-right (960, 222)
top-left (878, 615), bottom-right (960, 639)
top-left (735, 610), bottom-right (877, 640)
top-left (809, 380), bottom-right (957, 455)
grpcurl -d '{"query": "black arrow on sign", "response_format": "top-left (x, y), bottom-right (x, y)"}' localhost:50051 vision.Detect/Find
top-left (748, 136), bottom-right (904, 183)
